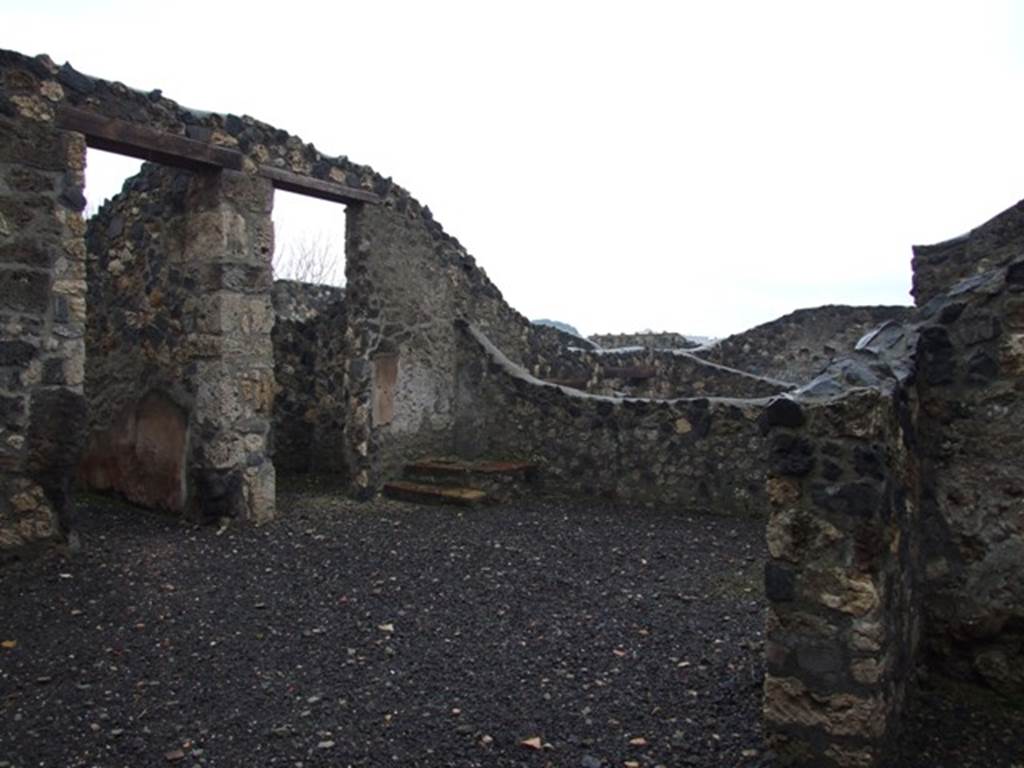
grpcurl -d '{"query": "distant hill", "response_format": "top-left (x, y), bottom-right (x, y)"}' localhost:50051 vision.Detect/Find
top-left (532, 318), bottom-right (585, 338)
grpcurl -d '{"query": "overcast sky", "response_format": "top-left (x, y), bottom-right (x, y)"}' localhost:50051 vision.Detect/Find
top-left (6, 1), bottom-right (1024, 337)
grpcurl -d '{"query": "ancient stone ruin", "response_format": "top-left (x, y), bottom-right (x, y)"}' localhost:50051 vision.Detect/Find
top-left (1, 48), bottom-right (1021, 766)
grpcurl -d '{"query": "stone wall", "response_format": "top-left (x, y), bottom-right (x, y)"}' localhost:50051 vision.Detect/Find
top-left (454, 322), bottom-right (772, 515)
top-left (0, 88), bottom-right (87, 551)
top-left (762, 388), bottom-right (920, 767)
top-left (270, 279), bottom-right (346, 475)
top-left (0, 45), bottom-right (400, 534)
top-left (697, 305), bottom-right (912, 384)
top-left (80, 163), bottom-right (276, 523)
top-left (80, 164), bottom-right (189, 511)
top-left (589, 331), bottom-right (701, 350)
top-left (913, 257), bottom-right (1024, 695)
top-left (342, 202), bottom-right (460, 490)
top-left (78, 163), bottom-right (347, 485)
top-left (537, 346), bottom-right (793, 399)
top-left (341, 199), bottom-right (612, 492)
top-left (912, 198), bottom-right (1024, 306)
top-left (0, 47), bottom-right (599, 505)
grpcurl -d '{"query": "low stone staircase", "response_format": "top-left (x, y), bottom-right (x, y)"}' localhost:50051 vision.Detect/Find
top-left (382, 458), bottom-right (539, 506)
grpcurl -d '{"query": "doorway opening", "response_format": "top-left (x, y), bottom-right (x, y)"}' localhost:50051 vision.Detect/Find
top-left (269, 189), bottom-right (349, 478)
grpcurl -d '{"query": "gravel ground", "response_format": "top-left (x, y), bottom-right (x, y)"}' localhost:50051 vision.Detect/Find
top-left (1, 486), bottom-right (767, 768)
top-left (896, 673), bottom-right (1024, 767)
top-left (1, 483), bottom-right (1021, 767)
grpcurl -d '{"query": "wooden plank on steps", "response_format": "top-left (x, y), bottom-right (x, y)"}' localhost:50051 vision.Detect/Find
top-left (383, 480), bottom-right (487, 506)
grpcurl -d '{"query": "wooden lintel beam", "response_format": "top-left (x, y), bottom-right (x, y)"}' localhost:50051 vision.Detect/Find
top-left (57, 106), bottom-right (244, 172)
top-left (259, 165), bottom-right (381, 205)
top-left (56, 106), bottom-right (380, 205)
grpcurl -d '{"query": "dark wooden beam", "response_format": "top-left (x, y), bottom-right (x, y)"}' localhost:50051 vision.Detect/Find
top-left (57, 105), bottom-right (380, 205)
top-left (259, 165), bottom-right (381, 205)
top-left (57, 106), bottom-right (244, 172)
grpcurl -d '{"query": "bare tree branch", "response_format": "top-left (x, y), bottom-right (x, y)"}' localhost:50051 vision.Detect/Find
top-left (272, 226), bottom-right (344, 286)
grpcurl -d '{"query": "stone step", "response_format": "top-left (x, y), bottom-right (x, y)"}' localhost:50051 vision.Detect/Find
top-left (403, 458), bottom-right (539, 502)
top-left (382, 480), bottom-right (488, 507)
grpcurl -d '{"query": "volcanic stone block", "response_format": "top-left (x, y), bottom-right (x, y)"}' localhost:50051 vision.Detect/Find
top-left (0, 268), bottom-right (49, 313)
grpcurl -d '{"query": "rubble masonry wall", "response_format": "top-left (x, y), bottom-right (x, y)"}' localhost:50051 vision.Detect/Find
top-left (80, 162), bottom-right (276, 522)
top-left (912, 199), bottom-right (1024, 306)
top-left (697, 305), bottom-right (912, 384)
top-left (914, 258), bottom-right (1024, 695)
top-left (270, 279), bottom-right (347, 475)
top-left (537, 346), bottom-right (794, 399)
top-left (0, 100), bottom-right (87, 550)
top-left (762, 390), bottom-right (920, 767)
top-left (454, 322), bottom-right (773, 515)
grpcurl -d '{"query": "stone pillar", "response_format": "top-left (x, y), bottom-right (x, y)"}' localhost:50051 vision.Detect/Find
top-left (342, 203), bottom-right (383, 498)
top-left (762, 391), bottom-right (920, 767)
top-left (0, 110), bottom-right (88, 550)
top-left (183, 170), bottom-right (276, 523)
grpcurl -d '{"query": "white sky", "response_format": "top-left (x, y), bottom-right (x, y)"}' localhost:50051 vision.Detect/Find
top-left (5, 1), bottom-right (1024, 337)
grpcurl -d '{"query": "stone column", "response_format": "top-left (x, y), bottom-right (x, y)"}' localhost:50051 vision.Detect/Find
top-left (183, 170), bottom-right (276, 523)
top-left (762, 390), bottom-right (920, 767)
top-left (342, 203), bottom-right (383, 498)
top-left (0, 109), bottom-right (88, 550)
